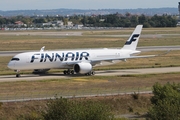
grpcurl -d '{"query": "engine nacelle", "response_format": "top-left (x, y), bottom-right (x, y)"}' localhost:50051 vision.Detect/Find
top-left (74, 63), bottom-right (92, 74)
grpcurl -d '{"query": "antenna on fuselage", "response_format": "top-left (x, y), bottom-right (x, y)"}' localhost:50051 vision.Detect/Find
top-left (40, 46), bottom-right (45, 52)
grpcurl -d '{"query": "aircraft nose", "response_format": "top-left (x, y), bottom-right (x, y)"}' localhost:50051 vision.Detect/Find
top-left (7, 61), bottom-right (15, 69)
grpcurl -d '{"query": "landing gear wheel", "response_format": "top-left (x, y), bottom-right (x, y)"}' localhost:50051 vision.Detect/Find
top-left (16, 74), bottom-right (20, 77)
top-left (85, 73), bottom-right (89, 76)
top-left (91, 71), bottom-right (95, 75)
top-left (63, 70), bottom-right (67, 75)
top-left (71, 70), bottom-right (74, 74)
top-left (85, 71), bottom-right (95, 76)
top-left (63, 69), bottom-right (75, 75)
top-left (67, 69), bottom-right (71, 75)
top-left (15, 70), bottom-right (21, 77)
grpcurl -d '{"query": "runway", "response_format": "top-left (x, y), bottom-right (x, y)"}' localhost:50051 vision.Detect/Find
top-left (0, 67), bottom-right (180, 82)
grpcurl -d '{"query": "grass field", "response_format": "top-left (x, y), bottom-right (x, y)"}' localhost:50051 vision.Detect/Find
top-left (0, 72), bottom-right (179, 119)
top-left (0, 72), bottom-right (180, 100)
top-left (0, 27), bottom-right (180, 51)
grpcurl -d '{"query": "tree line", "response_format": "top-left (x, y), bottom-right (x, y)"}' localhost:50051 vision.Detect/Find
top-left (0, 13), bottom-right (178, 28)
top-left (81, 13), bottom-right (177, 27)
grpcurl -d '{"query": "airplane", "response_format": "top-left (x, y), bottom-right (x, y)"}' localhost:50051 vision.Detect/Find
top-left (7, 25), bottom-right (162, 77)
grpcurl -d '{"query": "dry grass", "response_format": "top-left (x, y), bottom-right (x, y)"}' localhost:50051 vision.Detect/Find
top-left (0, 35), bottom-right (123, 51)
top-left (1, 27), bottom-right (180, 51)
top-left (0, 72), bottom-right (180, 119)
top-left (0, 72), bottom-right (180, 101)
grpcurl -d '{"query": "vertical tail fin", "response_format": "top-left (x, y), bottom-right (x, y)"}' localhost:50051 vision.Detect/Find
top-left (121, 25), bottom-right (143, 50)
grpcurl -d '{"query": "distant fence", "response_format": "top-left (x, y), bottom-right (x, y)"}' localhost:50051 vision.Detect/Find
top-left (3, 27), bottom-right (124, 31)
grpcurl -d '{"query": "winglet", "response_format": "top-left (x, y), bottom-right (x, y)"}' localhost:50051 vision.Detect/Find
top-left (40, 46), bottom-right (45, 52)
top-left (121, 25), bottom-right (143, 50)
top-left (156, 50), bottom-right (171, 57)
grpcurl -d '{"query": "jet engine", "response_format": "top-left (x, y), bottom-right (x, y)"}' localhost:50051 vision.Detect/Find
top-left (74, 63), bottom-right (92, 74)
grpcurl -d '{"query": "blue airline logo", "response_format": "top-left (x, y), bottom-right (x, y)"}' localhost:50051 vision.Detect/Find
top-left (125, 34), bottom-right (140, 45)
top-left (30, 52), bottom-right (89, 63)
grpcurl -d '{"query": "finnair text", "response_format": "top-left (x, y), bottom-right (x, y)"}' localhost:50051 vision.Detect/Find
top-left (30, 52), bottom-right (90, 63)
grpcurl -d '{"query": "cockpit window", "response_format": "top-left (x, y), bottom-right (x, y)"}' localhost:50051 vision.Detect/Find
top-left (11, 58), bottom-right (20, 61)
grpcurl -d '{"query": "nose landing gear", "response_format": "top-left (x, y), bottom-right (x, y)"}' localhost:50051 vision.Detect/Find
top-left (15, 70), bottom-right (21, 77)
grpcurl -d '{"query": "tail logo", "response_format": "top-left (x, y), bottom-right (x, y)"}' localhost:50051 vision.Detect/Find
top-left (125, 34), bottom-right (140, 45)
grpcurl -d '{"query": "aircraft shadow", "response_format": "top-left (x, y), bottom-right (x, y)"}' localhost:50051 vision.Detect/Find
top-left (37, 73), bottom-right (86, 77)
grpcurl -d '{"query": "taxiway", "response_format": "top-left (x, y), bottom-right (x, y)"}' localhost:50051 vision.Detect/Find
top-left (0, 67), bottom-right (180, 82)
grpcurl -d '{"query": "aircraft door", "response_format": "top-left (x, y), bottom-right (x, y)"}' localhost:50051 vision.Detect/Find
top-left (26, 55), bottom-right (32, 63)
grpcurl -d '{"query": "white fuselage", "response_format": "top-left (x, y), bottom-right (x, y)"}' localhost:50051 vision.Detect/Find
top-left (8, 48), bottom-right (138, 70)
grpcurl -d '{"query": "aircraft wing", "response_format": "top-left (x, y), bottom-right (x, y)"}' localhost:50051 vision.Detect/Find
top-left (91, 50), bottom-right (170, 63)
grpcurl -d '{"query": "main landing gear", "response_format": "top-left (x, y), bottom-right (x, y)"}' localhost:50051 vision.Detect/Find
top-left (63, 69), bottom-right (95, 76)
top-left (85, 71), bottom-right (95, 76)
top-left (63, 69), bottom-right (75, 75)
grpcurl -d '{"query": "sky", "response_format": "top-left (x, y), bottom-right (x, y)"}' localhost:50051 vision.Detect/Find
top-left (0, 0), bottom-right (179, 11)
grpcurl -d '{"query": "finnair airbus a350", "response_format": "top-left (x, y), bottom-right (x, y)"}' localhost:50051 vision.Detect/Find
top-left (8, 25), bottom-right (159, 77)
